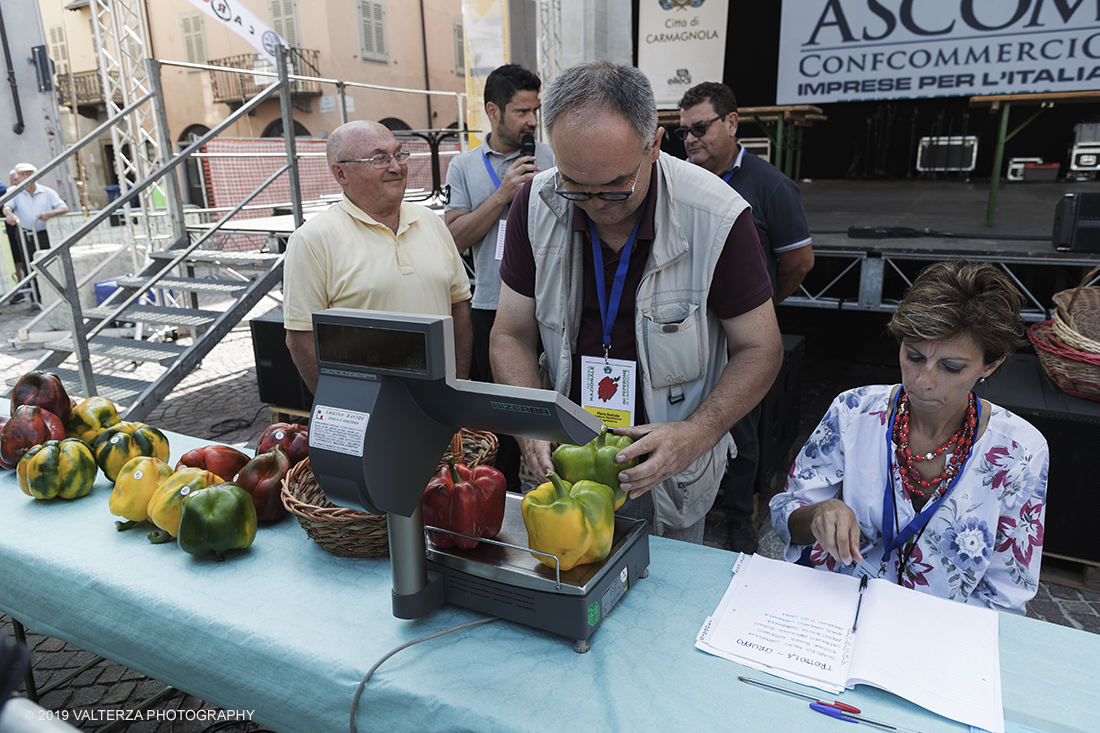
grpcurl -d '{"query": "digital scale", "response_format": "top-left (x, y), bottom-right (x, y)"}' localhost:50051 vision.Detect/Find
top-left (306, 309), bottom-right (650, 652)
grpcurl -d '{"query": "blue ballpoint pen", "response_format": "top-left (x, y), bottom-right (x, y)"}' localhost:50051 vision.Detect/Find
top-left (810, 703), bottom-right (922, 733)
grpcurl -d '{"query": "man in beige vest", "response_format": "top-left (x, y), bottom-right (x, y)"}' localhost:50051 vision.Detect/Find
top-left (491, 61), bottom-right (782, 541)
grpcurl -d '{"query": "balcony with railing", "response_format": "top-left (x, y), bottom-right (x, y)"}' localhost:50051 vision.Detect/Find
top-left (209, 48), bottom-right (322, 110)
top-left (57, 69), bottom-right (123, 107)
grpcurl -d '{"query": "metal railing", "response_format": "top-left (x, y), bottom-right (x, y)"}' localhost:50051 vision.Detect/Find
top-left (209, 48), bottom-right (322, 103)
top-left (57, 68), bottom-right (123, 106)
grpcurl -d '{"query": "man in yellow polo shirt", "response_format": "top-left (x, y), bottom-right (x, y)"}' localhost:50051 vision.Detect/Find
top-left (283, 120), bottom-right (473, 391)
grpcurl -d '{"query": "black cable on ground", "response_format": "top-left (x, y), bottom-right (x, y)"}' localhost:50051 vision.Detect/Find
top-left (208, 404), bottom-right (269, 440)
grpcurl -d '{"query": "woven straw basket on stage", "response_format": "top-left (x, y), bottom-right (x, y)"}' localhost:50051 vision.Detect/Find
top-left (280, 429), bottom-right (498, 557)
top-left (1029, 265), bottom-right (1100, 402)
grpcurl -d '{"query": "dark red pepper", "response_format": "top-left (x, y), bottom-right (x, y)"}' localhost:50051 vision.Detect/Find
top-left (255, 422), bottom-right (308, 467)
top-left (0, 405), bottom-right (66, 469)
top-left (421, 457), bottom-right (506, 550)
top-left (175, 444), bottom-right (252, 483)
top-left (10, 371), bottom-right (72, 425)
top-left (235, 445), bottom-right (291, 521)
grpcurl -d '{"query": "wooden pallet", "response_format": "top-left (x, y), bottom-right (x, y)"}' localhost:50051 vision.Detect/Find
top-left (1041, 552), bottom-right (1100, 593)
top-left (268, 405), bottom-right (309, 425)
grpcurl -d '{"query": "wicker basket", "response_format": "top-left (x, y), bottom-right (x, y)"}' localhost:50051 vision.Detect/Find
top-left (1028, 320), bottom-right (1100, 402)
top-left (280, 429), bottom-right (499, 557)
top-left (1051, 264), bottom-right (1100, 355)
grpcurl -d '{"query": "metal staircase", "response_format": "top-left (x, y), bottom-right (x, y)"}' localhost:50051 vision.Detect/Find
top-left (1, 49), bottom-right (304, 423)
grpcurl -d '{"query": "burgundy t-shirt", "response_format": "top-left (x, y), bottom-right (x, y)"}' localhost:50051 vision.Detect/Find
top-left (499, 163), bottom-right (772, 420)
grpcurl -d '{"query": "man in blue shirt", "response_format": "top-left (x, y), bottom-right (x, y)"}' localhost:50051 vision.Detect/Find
top-left (2, 162), bottom-right (68, 281)
top-left (679, 82), bottom-right (814, 553)
top-left (445, 64), bottom-right (553, 490)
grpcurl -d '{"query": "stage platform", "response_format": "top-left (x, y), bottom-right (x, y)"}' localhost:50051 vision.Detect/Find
top-left (792, 178), bottom-right (1100, 319)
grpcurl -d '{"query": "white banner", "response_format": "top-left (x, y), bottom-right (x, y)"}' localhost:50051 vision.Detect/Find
top-left (638, 0), bottom-right (730, 110)
top-left (185, 0), bottom-right (288, 68)
top-left (778, 0), bottom-right (1100, 105)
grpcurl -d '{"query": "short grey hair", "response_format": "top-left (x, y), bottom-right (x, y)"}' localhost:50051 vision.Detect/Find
top-left (543, 60), bottom-right (657, 146)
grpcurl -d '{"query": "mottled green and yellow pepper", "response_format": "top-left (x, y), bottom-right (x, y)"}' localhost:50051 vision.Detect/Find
top-left (17, 439), bottom-right (97, 501)
top-left (520, 471), bottom-right (616, 572)
top-left (109, 456), bottom-right (174, 528)
top-left (177, 483), bottom-right (257, 562)
top-left (551, 425), bottom-right (637, 510)
top-left (146, 467), bottom-right (223, 543)
top-left (66, 396), bottom-right (122, 446)
top-left (93, 421), bottom-right (170, 482)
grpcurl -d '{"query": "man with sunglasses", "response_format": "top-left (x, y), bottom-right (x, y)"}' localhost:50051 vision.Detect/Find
top-left (284, 120), bottom-right (472, 390)
top-left (492, 61), bottom-right (783, 543)
top-left (678, 82), bottom-right (814, 554)
top-left (444, 64), bottom-right (552, 492)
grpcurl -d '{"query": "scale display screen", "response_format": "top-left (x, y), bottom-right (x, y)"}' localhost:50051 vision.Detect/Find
top-left (316, 322), bottom-right (429, 376)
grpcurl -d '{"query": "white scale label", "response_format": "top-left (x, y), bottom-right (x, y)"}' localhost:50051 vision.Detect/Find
top-left (309, 405), bottom-right (370, 457)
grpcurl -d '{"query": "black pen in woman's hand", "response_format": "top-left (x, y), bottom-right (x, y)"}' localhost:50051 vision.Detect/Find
top-left (852, 575), bottom-right (869, 632)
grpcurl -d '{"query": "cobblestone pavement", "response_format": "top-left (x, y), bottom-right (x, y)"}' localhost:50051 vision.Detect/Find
top-left (1, 295), bottom-right (1098, 732)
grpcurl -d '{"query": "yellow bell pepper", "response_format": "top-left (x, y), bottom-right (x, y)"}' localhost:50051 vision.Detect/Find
top-left (146, 466), bottom-right (222, 543)
top-left (109, 456), bottom-right (174, 528)
top-left (66, 396), bottom-right (122, 445)
top-left (520, 471), bottom-right (616, 572)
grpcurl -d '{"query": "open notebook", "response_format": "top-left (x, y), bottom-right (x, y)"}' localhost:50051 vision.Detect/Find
top-left (696, 554), bottom-right (1004, 733)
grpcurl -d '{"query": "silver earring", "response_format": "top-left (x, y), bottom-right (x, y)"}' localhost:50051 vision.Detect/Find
top-left (979, 377), bottom-right (987, 384)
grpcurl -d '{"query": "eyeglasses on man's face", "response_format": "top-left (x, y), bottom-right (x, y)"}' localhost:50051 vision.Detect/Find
top-left (674, 114), bottom-right (724, 141)
top-left (554, 148), bottom-right (648, 202)
top-left (339, 150), bottom-right (412, 169)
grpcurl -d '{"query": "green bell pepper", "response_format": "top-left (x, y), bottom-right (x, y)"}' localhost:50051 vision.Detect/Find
top-left (177, 483), bottom-right (257, 562)
top-left (551, 425), bottom-right (637, 510)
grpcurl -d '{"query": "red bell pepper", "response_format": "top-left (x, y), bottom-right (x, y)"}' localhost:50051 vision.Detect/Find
top-left (175, 444), bottom-right (252, 482)
top-left (255, 422), bottom-right (308, 467)
top-left (235, 445), bottom-right (291, 521)
top-left (421, 458), bottom-right (506, 550)
top-left (0, 405), bottom-right (66, 469)
top-left (10, 371), bottom-right (72, 425)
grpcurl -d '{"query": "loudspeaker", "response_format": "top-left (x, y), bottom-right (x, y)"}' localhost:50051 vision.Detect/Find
top-left (976, 355), bottom-right (1100, 563)
top-left (1053, 192), bottom-right (1100, 252)
top-left (250, 309), bottom-right (314, 412)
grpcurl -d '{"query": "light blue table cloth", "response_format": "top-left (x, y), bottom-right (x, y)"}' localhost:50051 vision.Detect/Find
top-left (0, 426), bottom-right (1096, 733)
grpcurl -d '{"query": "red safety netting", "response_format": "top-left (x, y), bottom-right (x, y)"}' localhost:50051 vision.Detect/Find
top-left (199, 137), bottom-right (458, 252)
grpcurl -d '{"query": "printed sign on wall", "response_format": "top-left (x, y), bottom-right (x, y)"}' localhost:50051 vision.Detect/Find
top-left (639, 0), bottom-right (730, 110)
top-left (777, 0), bottom-right (1100, 104)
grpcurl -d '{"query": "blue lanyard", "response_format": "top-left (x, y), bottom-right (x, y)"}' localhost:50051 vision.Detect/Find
top-left (588, 198), bottom-right (647, 356)
top-left (481, 147), bottom-right (501, 189)
top-left (881, 388), bottom-right (982, 554)
top-left (721, 166), bottom-right (735, 184)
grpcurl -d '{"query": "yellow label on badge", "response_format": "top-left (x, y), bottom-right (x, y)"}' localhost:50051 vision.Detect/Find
top-left (584, 406), bottom-right (631, 429)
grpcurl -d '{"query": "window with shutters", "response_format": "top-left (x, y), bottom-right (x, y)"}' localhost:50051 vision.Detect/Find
top-left (268, 0), bottom-right (301, 50)
top-left (179, 11), bottom-right (207, 70)
top-left (358, 0), bottom-right (388, 64)
top-left (48, 26), bottom-right (68, 77)
top-left (453, 19), bottom-right (464, 77)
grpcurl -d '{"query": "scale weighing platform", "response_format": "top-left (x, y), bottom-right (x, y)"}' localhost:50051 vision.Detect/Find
top-left (306, 309), bottom-right (651, 651)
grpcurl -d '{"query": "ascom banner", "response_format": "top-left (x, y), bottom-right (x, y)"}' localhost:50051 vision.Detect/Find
top-left (639, 0), bottom-right (730, 109)
top-left (777, 0), bottom-right (1100, 104)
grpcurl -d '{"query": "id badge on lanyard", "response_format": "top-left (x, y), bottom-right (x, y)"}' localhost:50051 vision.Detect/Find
top-left (483, 150), bottom-right (508, 260)
top-left (581, 355), bottom-right (636, 428)
top-left (582, 200), bottom-right (646, 429)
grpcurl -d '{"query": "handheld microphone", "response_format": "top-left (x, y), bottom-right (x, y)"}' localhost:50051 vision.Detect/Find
top-left (520, 134), bottom-right (536, 159)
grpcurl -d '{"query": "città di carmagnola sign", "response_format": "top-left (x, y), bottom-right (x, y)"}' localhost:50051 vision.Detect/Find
top-left (777, 0), bottom-right (1100, 104)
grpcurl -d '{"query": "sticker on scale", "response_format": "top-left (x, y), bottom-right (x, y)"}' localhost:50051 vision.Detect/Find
top-left (309, 405), bottom-right (370, 457)
top-left (580, 355), bottom-right (635, 428)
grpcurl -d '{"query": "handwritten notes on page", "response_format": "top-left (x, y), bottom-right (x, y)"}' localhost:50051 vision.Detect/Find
top-left (696, 554), bottom-right (1004, 733)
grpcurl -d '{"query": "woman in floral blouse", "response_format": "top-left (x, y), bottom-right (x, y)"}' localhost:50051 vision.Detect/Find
top-left (770, 260), bottom-right (1048, 614)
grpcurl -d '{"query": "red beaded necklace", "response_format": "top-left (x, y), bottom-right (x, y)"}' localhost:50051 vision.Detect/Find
top-left (892, 389), bottom-right (977, 501)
